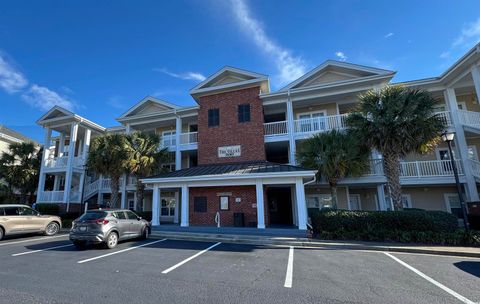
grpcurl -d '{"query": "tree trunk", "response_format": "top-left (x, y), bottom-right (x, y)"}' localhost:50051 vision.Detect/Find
top-left (136, 178), bottom-right (145, 211)
top-left (329, 182), bottom-right (338, 209)
top-left (383, 152), bottom-right (403, 210)
top-left (110, 176), bottom-right (121, 208)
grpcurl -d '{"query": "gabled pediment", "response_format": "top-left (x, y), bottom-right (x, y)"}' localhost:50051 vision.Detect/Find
top-left (37, 106), bottom-right (75, 123)
top-left (280, 61), bottom-right (395, 91)
top-left (119, 96), bottom-right (179, 118)
top-left (190, 66), bottom-right (269, 100)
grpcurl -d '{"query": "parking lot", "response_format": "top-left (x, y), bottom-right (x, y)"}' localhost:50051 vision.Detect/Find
top-left (0, 233), bottom-right (479, 304)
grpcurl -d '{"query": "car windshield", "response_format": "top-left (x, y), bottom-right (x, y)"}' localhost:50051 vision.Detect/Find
top-left (78, 211), bottom-right (108, 221)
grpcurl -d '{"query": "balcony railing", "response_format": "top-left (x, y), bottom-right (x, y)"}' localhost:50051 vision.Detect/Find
top-left (264, 121), bottom-right (289, 136)
top-left (38, 190), bottom-right (81, 203)
top-left (434, 111), bottom-right (452, 127)
top-left (44, 156), bottom-right (85, 169)
top-left (180, 132), bottom-right (198, 145)
top-left (399, 159), bottom-right (463, 178)
top-left (458, 110), bottom-right (480, 128)
top-left (469, 159), bottom-right (480, 178)
top-left (294, 114), bottom-right (348, 134)
top-left (161, 132), bottom-right (198, 148)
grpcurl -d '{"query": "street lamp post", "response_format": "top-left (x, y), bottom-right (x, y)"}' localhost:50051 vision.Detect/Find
top-left (441, 131), bottom-right (470, 232)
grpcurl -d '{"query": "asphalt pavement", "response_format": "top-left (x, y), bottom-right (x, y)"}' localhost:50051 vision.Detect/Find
top-left (0, 233), bottom-right (479, 304)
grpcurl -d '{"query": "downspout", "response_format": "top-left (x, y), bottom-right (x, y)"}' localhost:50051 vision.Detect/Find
top-left (303, 175), bottom-right (316, 232)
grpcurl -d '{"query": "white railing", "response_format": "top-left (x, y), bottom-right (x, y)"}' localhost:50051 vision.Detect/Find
top-left (180, 132), bottom-right (198, 145)
top-left (38, 191), bottom-right (64, 203)
top-left (264, 121), bottom-right (288, 136)
top-left (434, 111), bottom-right (452, 127)
top-left (399, 159), bottom-right (463, 178)
top-left (73, 156), bottom-right (85, 168)
top-left (469, 159), bottom-right (480, 178)
top-left (458, 110), bottom-right (480, 128)
top-left (101, 178), bottom-right (111, 190)
top-left (44, 156), bottom-right (68, 169)
top-left (160, 135), bottom-right (176, 148)
top-left (366, 159), bottom-right (384, 175)
top-left (294, 114), bottom-right (348, 134)
top-left (84, 179), bottom-right (100, 197)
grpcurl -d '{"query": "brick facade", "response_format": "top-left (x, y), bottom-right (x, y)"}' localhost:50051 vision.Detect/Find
top-left (197, 86), bottom-right (266, 165)
top-left (189, 186), bottom-right (269, 227)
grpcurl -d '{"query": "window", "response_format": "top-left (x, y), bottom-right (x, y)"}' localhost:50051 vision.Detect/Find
top-left (298, 111), bottom-right (326, 132)
top-left (125, 211), bottom-right (138, 220)
top-left (0, 208), bottom-right (3, 216)
top-left (161, 197), bottom-right (176, 216)
top-left (161, 131), bottom-right (176, 147)
top-left (19, 207), bottom-right (38, 216)
top-left (128, 200), bottom-right (134, 210)
top-left (220, 196), bottom-right (229, 210)
top-left (306, 194), bottom-right (333, 209)
top-left (113, 211), bottom-right (126, 219)
top-left (349, 194), bottom-right (362, 211)
top-left (161, 163), bottom-right (176, 172)
top-left (194, 196), bottom-right (207, 213)
top-left (238, 104), bottom-right (251, 123)
top-left (208, 108), bottom-right (220, 127)
top-left (401, 194), bottom-right (412, 208)
top-left (4, 207), bottom-right (20, 216)
top-left (445, 194), bottom-right (463, 219)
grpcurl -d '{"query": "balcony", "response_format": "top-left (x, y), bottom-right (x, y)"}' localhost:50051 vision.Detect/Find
top-left (458, 110), bottom-right (480, 131)
top-left (44, 156), bottom-right (85, 170)
top-left (399, 159), bottom-right (463, 178)
top-left (38, 190), bottom-right (81, 203)
top-left (264, 112), bottom-right (452, 140)
top-left (160, 132), bottom-right (198, 151)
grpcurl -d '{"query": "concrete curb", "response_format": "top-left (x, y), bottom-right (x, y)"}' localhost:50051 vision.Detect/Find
top-left (151, 231), bottom-right (480, 258)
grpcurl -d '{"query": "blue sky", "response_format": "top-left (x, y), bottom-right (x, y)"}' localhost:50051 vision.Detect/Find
top-left (0, 0), bottom-right (479, 142)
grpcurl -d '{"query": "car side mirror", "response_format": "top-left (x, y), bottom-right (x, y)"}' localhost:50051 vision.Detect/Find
top-left (137, 216), bottom-right (142, 221)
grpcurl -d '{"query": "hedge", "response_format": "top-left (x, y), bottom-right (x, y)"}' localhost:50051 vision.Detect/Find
top-left (36, 204), bottom-right (80, 229)
top-left (309, 209), bottom-right (480, 246)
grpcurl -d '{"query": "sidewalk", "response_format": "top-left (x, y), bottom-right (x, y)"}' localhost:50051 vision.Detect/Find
top-left (150, 227), bottom-right (480, 258)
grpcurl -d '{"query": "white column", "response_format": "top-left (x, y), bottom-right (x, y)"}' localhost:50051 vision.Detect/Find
top-left (255, 179), bottom-right (265, 229)
top-left (377, 184), bottom-right (387, 211)
top-left (125, 123), bottom-right (131, 134)
top-left (286, 96), bottom-right (296, 165)
top-left (346, 186), bottom-right (351, 210)
top-left (78, 129), bottom-right (91, 204)
top-left (445, 88), bottom-right (480, 201)
top-left (151, 186), bottom-right (160, 226)
top-left (471, 65), bottom-right (480, 103)
top-left (121, 174), bottom-right (127, 209)
top-left (36, 127), bottom-right (52, 204)
top-left (291, 186), bottom-right (298, 226)
top-left (180, 185), bottom-right (189, 227)
top-left (295, 177), bottom-right (307, 230)
top-left (133, 191), bottom-right (137, 210)
top-left (173, 191), bottom-right (179, 224)
top-left (64, 122), bottom-right (78, 211)
top-left (58, 133), bottom-right (65, 157)
top-left (175, 116), bottom-right (182, 170)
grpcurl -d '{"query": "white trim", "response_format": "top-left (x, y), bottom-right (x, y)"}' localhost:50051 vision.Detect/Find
top-left (443, 193), bottom-right (460, 214)
top-left (118, 96), bottom-right (180, 119)
top-left (295, 110), bottom-right (327, 119)
top-left (401, 194), bottom-right (412, 208)
top-left (190, 66), bottom-right (267, 92)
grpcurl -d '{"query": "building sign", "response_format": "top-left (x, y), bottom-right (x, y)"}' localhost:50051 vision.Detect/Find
top-left (218, 145), bottom-right (241, 158)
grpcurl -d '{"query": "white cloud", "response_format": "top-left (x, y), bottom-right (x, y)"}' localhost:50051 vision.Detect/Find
top-left (0, 54), bottom-right (28, 94)
top-left (452, 17), bottom-right (480, 48)
top-left (439, 51), bottom-right (450, 59)
top-left (384, 32), bottom-right (394, 38)
top-left (106, 95), bottom-right (126, 110)
top-left (154, 68), bottom-right (206, 81)
top-left (335, 51), bottom-right (347, 62)
top-left (21, 84), bottom-right (75, 111)
top-left (229, 0), bottom-right (307, 84)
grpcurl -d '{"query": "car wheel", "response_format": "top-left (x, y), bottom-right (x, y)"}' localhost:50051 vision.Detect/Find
top-left (105, 232), bottom-right (118, 249)
top-left (44, 222), bottom-right (60, 236)
top-left (0, 227), bottom-right (4, 241)
top-left (140, 226), bottom-right (149, 240)
top-left (73, 241), bottom-right (86, 250)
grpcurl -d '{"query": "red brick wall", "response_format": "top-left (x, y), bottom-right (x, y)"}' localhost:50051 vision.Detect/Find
top-left (189, 186), bottom-right (269, 227)
top-left (197, 86), bottom-right (266, 165)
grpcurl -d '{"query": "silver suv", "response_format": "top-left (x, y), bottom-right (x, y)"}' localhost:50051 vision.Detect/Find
top-left (0, 204), bottom-right (61, 240)
top-left (70, 209), bottom-right (151, 249)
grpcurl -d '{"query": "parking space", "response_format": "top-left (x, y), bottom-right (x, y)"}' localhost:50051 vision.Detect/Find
top-left (0, 235), bottom-right (479, 304)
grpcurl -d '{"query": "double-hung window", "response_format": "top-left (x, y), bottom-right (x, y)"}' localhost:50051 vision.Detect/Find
top-left (208, 108), bottom-right (220, 127)
top-left (238, 104), bottom-right (251, 123)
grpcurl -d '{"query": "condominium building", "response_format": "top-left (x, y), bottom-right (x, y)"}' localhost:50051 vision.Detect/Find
top-left (35, 43), bottom-right (480, 230)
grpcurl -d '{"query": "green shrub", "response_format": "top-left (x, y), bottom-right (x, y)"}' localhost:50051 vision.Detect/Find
top-left (309, 209), bottom-right (478, 246)
top-left (36, 204), bottom-right (60, 215)
top-left (468, 214), bottom-right (480, 231)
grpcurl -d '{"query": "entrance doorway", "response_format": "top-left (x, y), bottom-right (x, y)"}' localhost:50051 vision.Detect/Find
top-left (267, 187), bottom-right (293, 227)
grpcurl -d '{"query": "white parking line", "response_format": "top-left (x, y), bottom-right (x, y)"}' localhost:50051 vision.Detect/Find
top-left (384, 252), bottom-right (476, 304)
top-left (12, 244), bottom-right (74, 256)
top-left (0, 234), bottom-right (68, 247)
top-left (77, 239), bottom-right (167, 264)
top-left (284, 246), bottom-right (294, 288)
top-left (162, 242), bottom-right (222, 274)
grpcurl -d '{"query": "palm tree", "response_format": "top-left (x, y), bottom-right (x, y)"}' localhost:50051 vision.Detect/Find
top-left (296, 129), bottom-right (370, 209)
top-left (0, 142), bottom-right (41, 204)
top-left (125, 132), bottom-right (168, 210)
top-left (346, 85), bottom-right (445, 210)
top-left (87, 134), bottom-right (129, 208)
